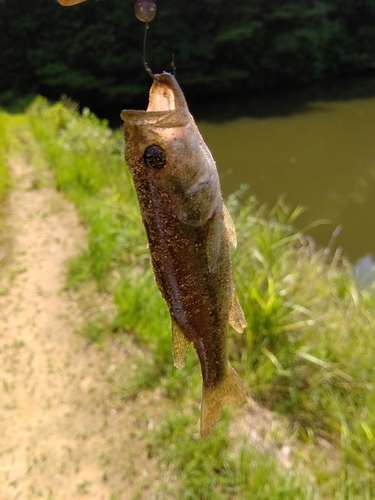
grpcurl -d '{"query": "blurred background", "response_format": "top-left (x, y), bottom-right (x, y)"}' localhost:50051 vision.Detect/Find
top-left (1, 0), bottom-right (375, 266)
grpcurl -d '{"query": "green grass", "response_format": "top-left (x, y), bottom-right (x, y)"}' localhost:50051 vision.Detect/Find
top-left (0, 111), bottom-right (11, 202)
top-left (28, 96), bottom-right (146, 286)
top-left (229, 192), bottom-right (375, 432)
top-left (0, 111), bottom-right (12, 268)
top-left (148, 411), bottom-right (314, 500)
top-left (25, 96), bottom-right (375, 498)
top-left (227, 193), bottom-right (375, 497)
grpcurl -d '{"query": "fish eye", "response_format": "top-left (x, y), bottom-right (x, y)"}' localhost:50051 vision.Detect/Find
top-left (143, 145), bottom-right (167, 170)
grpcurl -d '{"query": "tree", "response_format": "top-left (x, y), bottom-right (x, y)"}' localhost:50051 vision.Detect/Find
top-left (1, 0), bottom-right (375, 112)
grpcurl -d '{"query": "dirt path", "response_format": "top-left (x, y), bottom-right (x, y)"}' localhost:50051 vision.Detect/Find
top-left (0, 151), bottom-right (160, 499)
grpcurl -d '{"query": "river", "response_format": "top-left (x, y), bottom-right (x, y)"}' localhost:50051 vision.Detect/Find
top-left (193, 77), bottom-right (375, 270)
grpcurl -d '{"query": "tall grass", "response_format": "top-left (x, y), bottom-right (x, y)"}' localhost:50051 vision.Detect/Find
top-left (28, 97), bottom-right (146, 285)
top-left (228, 192), bottom-right (375, 496)
top-left (230, 192), bottom-right (375, 433)
top-left (0, 111), bottom-right (11, 203)
top-left (148, 412), bottom-right (314, 500)
top-left (0, 111), bottom-right (11, 266)
top-left (27, 97), bottom-right (375, 498)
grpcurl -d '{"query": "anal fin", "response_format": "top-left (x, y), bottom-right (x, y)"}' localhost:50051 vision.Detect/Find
top-left (172, 319), bottom-right (191, 369)
top-left (200, 363), bottom-right (247, 439)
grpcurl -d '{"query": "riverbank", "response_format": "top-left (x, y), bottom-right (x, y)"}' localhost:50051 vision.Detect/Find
top-left (1, 102), bottom-right (375, 498)
top-left (0, 115), bottom-right (166, 499)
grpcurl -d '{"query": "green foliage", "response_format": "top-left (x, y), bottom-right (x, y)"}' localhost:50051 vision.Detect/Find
top-left (114, 267), bottom-right (171, 368)
top-left (0, 111), bottom-right (11, 202)
top-left (2, 0), bottom-right (375, 111)
top-left (27, 99), bottom-right (375, 498)
top-left (0, 111), bottom-right (11, 259)
top-left (149, 412), bottom-right (313, 499)
top-left (227, 189), bottom-right (375, 496)
top-left (27, 95), bottom-right (145, 285)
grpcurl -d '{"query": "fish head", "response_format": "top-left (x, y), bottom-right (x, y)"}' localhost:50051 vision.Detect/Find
top-left (121, 73), bottom-right (221, 226)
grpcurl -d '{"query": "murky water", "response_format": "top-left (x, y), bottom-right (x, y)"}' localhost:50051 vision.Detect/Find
top-left (197, 85), bottom-right (375, 265)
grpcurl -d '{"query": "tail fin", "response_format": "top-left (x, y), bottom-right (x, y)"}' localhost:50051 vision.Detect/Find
top-left (200, 363), bottom-right (247, 439)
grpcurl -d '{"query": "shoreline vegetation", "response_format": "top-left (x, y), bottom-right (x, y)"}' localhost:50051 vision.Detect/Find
top-left (1, 99), bottom-right (375, 497)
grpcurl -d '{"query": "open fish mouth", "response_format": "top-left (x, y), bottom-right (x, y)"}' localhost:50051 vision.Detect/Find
top-left (146, 73), bottom-right (178, 112)
top-left (121, 73), bottom-right (190, 135)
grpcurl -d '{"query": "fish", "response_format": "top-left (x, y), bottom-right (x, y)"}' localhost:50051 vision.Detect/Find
top-left (120, 73), bottom-right (247, 438)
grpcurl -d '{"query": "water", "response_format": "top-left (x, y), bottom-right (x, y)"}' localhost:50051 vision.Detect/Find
top-left (195, 81), bottom-right (375, 265)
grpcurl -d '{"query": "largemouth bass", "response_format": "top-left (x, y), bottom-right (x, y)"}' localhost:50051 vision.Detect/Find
top-left (121, 73), bottom-right (247, 438)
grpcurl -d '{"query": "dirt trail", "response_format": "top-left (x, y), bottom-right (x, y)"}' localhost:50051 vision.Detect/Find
top-left (0, 153), bottom-right (160, 499)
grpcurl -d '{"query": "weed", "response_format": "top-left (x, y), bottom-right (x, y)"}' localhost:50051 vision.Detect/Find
top-left (149, 411), bottom-right (314, 499)
top-left (99, 451), bottom-right (111, 468)
top-left (66, 252), bottom-right (93, 289)
top-left (0, 111), bottom-right (12, 269)
top-left (28, 96), bottom-right (145, 288)
top-left (76, 479), bottom-right (92, 494)
top-left (0, 112), bottom-right (11, 200)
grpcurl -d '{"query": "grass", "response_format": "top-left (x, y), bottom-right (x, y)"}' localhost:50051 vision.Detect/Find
top-left (0, 111), bottom-right (12, 271)
top-left (0, 113), bottom-right (11, 200)
top-left (21, 96), bottom-right (375, 498)
top-left (28, 96), bottom-right (146, 286)
top-left (148, 410), bottom-right (314, 500)
top-left (229, 192), bottom-right (375, 431)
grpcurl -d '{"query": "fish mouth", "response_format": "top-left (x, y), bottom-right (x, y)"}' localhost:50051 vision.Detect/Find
top-left (146, 73), bottom-right (183, 113)
top-left (120, 73), bottom-right (189, 126)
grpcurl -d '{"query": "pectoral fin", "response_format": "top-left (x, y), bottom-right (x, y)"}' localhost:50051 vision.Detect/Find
top-left (229, 287), bottom-right (247, 332)
top-left (206, 205), bottom-right (239, 273)
top-left (223, 204), bottom-right (237, 248)
top-left (172, 320), bottom-right (191, 369)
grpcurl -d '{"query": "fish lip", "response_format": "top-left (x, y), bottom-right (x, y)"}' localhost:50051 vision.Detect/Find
top-left (120, 72), bottom-right (188, 123)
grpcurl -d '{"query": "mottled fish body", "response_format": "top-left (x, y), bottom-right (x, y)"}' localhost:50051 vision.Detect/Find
top-left (121, 73), bottom-right (247, 437)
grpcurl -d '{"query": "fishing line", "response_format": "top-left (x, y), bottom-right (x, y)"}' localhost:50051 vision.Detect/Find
top-left (143, 22), bottom-right (159, 81)
top-left (171, 53), bottom-right (177, 77)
